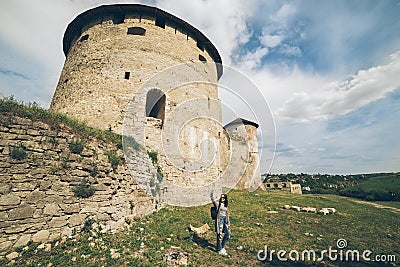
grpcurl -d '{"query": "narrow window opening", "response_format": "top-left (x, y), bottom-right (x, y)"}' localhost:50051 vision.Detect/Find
top-left (197, 42), bottom-right (205, 51)
top-left (124, 72), bottom-right (130, 79)
top-left (112, 14), bottom-right (125, 24)
top-left (199, 54), bottom-right (207, 63)
top-left (127, 27), bottom-right (146, 36)
top-left (146, 89), bottom-right (166, 125)
top-left (155, 17), bottom-right (166, 28)
top-left (80, 34), bottom-right (89, 42)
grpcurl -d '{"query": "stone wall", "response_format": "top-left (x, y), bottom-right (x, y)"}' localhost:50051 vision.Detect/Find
top-left (0, 115), bottom-right (156, 256)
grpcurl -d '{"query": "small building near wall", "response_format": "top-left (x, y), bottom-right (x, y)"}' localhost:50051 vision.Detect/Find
top-left (264, 181), bottom-right (303, 194)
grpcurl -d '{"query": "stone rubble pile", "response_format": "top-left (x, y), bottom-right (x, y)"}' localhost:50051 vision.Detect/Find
top-left (282, 205), bottom-right (336, 215)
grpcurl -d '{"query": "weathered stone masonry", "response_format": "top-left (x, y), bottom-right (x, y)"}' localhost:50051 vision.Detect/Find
top-left (49, 4), bottom-right (262, 200)
top-left (0, 115), bottom-right (155, 256)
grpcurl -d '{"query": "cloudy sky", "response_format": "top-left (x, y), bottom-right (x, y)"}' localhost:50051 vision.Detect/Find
top-left (1, 0), bottom-right (399, 175)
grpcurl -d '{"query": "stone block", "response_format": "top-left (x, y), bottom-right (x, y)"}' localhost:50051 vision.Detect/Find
top-left (43, 203), bottom-right (61, 216)
top-left (32, 121), bottom-right (49, 130)
top-left (6, 251), bottom-right (19, 261)
top-left (4, 224), bottom-right (29, 234)
top-left (68, 213), bottom-right (87, 227)
top-left (26, 190), bottom-right (45, 204)
top-left (0, 241), bottom-right (12, 252)
top-left (39, 179), bottom-right (52, 190)
top-left (0, 211), bottom-right (8, 221)
top-left (13, 234), bottom-right (31, 248)
top-left (61, 203), bottom-right (81, 214)
top-left (0, 184), bottom-right (11, 194)
top-left (0, 194), bottom-right (20, 206)
top-left (12, 182), bottom-right (36, 191)
top-left (26, 129), bottom-right (41, 136)
top-left (8, 204), bottom-right (34, 220)
top-left (49, 216), bottom-right (68, 228)
top-left (32, 230), bottom-right (50, 243)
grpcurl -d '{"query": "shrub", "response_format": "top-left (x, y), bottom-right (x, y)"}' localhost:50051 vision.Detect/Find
top-left (90, 165), bottom-right (99, 177)
top-left (82, 219), bottom-right (95, 233)
top-left (73, 178), bottom-right (95, 198)
top-left (107, 150), bottom-right (123, 172)
top-left (9, 143), bottom-right (27, 160)
top-left (147, 150), bottom-right (158, 164)
top-left (49, 164), bottom-right (61, 175)
top-left (69, 139), bottom-right (85, 154)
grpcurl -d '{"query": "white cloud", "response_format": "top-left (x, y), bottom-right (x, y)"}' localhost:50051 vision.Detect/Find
top-left (236, 47), bottom-right (269, 70)
top-left (276, 51), bottom-right (400, 122)
top-left (260, 34), bottom-right (282, 48)
top-left (272, 3), bottom-right (296, 23)
top-left (155, 0), bottom-right (256, 65)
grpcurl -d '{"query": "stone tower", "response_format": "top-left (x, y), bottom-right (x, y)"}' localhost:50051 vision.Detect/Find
top-left (223, 118), bottom-right (262, 190)
top-left (50, 4), bottom-right (261, 205)
top-left (50, 4), bottom-right (222, 133)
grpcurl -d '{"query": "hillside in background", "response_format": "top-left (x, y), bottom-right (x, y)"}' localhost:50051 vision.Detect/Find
top-left (263, 172), bottom-right (400, 201)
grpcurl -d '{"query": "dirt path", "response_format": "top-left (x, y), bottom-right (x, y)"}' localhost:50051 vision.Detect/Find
top-left (346, 198), bottom-right (400, 213)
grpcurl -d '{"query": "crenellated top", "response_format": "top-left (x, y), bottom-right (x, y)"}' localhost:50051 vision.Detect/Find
top-left (63, 4), bottom-right (223, 79)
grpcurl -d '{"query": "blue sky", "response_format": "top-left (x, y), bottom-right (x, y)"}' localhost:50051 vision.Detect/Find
top-left (1, 0), bottom-right (399, 174)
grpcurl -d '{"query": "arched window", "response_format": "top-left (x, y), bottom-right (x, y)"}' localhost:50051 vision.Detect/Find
top-left (199, 54), bottom-right (207, 63)
top-left (80, 34), bottom-right (89, 42)
top-left (146, 89), bottom-right (166, 124)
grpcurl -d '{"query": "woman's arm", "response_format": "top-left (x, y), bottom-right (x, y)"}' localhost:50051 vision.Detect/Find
top-left (226, 210), bottom-right (230, 229)
top-left (211, 193), bottom-right (218, 208)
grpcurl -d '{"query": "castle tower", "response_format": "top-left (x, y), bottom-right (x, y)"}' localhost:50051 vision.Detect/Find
top-left (223, 118), bottom-right (262, 190)
top-left (50, 4), bottom-right (222, 133)
top-left (50, 4), bottom-right (262, 205)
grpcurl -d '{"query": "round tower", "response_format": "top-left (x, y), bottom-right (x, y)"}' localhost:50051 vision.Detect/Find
top-left (50, 4), bottom-right (223, 133)
top-left (223, 118), bottom-right (262, 190)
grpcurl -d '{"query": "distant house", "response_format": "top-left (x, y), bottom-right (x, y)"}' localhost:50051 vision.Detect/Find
top-left (302, 186), bottom-right (311, 192)
top-left (264, 181), bottom-right (302, 194)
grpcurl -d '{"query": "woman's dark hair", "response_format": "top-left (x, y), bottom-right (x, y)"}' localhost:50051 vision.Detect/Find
top-left (219, 194), bottom-right (228, 207)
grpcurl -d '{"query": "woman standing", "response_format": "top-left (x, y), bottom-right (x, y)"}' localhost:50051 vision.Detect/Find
top-left (211, 192), bottom-right (231, 256)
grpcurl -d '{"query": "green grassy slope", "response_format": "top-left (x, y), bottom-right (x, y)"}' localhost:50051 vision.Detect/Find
top-left (340, 173), bottom-right (400, 201)
top-left (350, 174), bottom-right (400, 192)
top-left (7, 190), bottom-right (399, 266)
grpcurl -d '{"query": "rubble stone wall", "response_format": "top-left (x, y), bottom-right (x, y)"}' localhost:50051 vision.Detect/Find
top-left (0, 115), bottom-right (156, 255)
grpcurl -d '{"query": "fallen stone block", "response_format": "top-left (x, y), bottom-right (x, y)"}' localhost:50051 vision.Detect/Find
top-left (290, 206), bottom-right (301, 212)
top-left (188, 223), bottom-right (209, 235)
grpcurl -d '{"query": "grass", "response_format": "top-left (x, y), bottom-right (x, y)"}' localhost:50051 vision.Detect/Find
top-left (349, 173), bottom-right (400, 192)
top-left (8, 190), bottom-right (399, 266)
top-left (340, 173), bottom-right (400, 201)
top-left (0, 96), bottom-right (122, 146)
